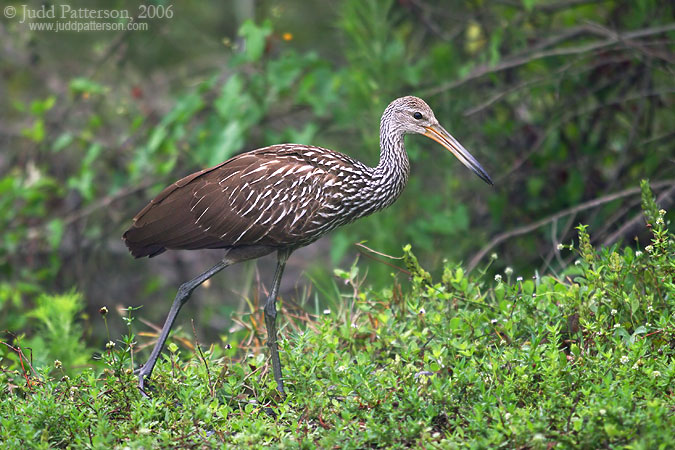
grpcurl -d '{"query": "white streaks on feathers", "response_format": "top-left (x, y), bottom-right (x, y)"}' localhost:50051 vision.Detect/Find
top-left (190, 195), bottom-right (206, 212)
top-left (195, 206), bottom-right (209, 224)
top-left (218, 171), bottom-right (240, 185)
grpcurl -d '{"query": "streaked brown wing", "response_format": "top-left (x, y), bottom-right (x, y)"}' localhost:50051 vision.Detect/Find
top-left (123, 145), bottom-right (343, 258)
top-left (189, 147), bottom-right (340, 246)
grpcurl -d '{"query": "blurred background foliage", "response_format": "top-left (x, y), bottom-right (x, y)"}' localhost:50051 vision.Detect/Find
top-left (1, 0), bottom-right (673, 347)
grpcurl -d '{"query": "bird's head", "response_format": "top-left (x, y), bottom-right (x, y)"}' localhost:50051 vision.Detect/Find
top-left (383, 96), bottom-right (493, 185)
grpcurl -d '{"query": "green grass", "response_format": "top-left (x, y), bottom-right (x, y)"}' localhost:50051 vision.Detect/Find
top-left (1, 184), bottom-right (674, 448)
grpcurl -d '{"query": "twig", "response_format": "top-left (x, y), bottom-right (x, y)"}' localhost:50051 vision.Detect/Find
top-left (354, 243), bottom-right (411, 276)
top-left (495, 0), bottom-right (606, 13)
top-left (24, 178), bottom-right (156, 245)
top-left (65, 179), bottom-right (156, 227)
top-left (541, 211), bottom-right (577, 272)
top-left (463, 76), bottom-right (550, 117)
top-left (583, 20), bottom-right (675, 64)
top-left (354, 242), bottom-right (403, 260)
top-left (463, 53), bottom-right (633, 116)
top-left (592, 197), bottom-right (642, 245)
top-left (565, 392), bottom-right (584, 433)
top-left (639, 131), bottom-right (675, 147)
top-left (1, 340), bottom-right (40, 389)
top-left (423, 24), bottom-right (675, 97)
top-left (191, 319), bottom-right (214, 397)
top-left (494, 88), bottom-right (673, 185)
top-left (467, 180), bottom-right (675, 272)
top-left (406, 0), bottom-right (464, 42)
top-left (602, 185), bottom-right (675, 247)
top-left (642, 329), bottom-right (664, 339)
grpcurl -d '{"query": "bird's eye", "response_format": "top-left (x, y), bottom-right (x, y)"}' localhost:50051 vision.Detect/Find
top-left (413, 112), bottom-right (423, 120)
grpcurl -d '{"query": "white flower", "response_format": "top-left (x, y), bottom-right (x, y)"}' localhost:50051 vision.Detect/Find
top-left (504, 412), bottom-right (512, 420)
top-left (614, 323), bottom-right (620, 329)
top-left (645, 245), bottom-right (653, 253)
top-left (323, 309), bottom-right (331, 315)
top-left (632, 363), bottom-right (639, 370)
top-left (494, 274), bottom-right (502, 283)
top-left (575, 260), bottom-right (581, 266)
top-left (54, 360), bottom-right (62, 369)
top-left (419, 308), bottom-right (426, 315)
top-left (611, 309), bottom-right (617, 316)
top-left (620, 355), bottom-right (629, 364)
top-left (647, 305), bottom-right (654, 313)
top-left (106, 340), bottom-right (115, 349)
top-left (656, 217), bottom-right (664, 226)
top-left (635, 250), bottom-right (643, 257)
top-left (652, 370), bottom-right (661, 378)
top-left (516, 276), bottom-right (523, 282)
top-left (557, 243), bottom-right (564, 251)
top-left (599, 409), bottom-right (606, 416)
top-left (504, 267), bottom-right (513, 276)
top-left (491, 319), bottom-right (498, 324)
top-left (658, 209), bottom-right (666, 216)
top-left (490, 253), bottom-right (498, 260)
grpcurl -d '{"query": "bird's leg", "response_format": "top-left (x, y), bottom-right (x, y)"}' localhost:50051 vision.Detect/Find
top-left (264, 249), bottom-right (292, 396)
top-left (137, 259), bottom-right (230, 395)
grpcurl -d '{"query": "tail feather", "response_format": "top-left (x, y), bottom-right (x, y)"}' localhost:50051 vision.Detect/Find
top-left (123, 182), bottom-right (203, 257)
top-left (122, 229), bottom-right (166, 258)
top-left (122, 186), bottom-right (232, 257)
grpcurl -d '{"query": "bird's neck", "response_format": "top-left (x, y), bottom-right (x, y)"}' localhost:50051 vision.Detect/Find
top-left (370, 124), bottom-right (410, 209)
top-left (334, 122), bottom-right (410, 223)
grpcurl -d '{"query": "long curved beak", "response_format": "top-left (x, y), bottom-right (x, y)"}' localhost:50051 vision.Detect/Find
top-left (423, 124), bottom-right (493, 186)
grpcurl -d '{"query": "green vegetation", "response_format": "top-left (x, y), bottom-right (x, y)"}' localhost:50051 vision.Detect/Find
top-left (1, 182), bottom-right (672, 448)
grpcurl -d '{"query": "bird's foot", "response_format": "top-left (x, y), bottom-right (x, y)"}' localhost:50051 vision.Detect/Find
top-left (276, 382), bottom-right (286, 398)
top-left (136, 367), bottom-right (151, 398)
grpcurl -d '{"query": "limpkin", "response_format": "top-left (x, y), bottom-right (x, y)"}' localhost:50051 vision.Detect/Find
top-left (123, 96), bottom-right (492, 395)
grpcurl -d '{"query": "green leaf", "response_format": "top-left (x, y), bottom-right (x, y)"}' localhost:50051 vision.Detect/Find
top-left (448, 317), bottom-right (462, 331)
top-left (237, 20), bottom-right (273, 63)
top-left (522, 0), bottom-right (537, 12)
top-left (52, 133), bottom-right (73, 152)
top-left (83, 143), bottom-right (103, 166)
top-left (632, 326), bottom-right (647, 338)
top-left (207, 121), bottom-right (244, 167)
top-left (69, 77), bottom-right (106, 95)
top-left (21, 119), bottom-right (45, 143)
top-left (46, 218), bottom-right (64, 250)
top-left (630, 296), bottom-right (640, 315)
top-left (30, 96), bottom-right (56, 116)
